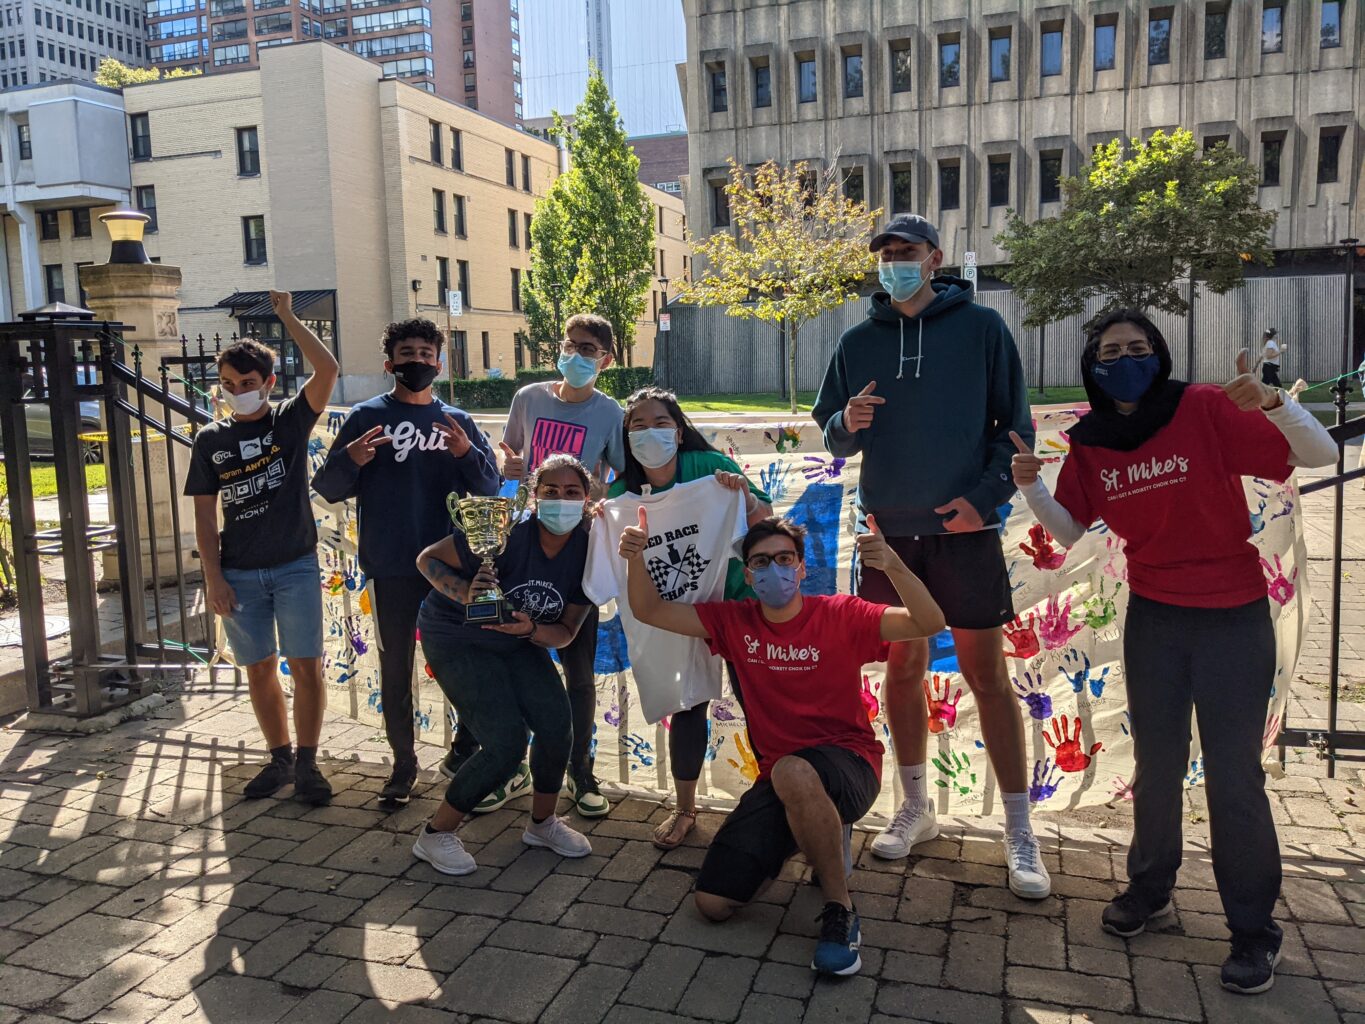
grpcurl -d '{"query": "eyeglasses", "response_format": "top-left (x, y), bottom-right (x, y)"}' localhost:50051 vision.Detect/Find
top-left (1096, 342), bottom-right (1154, 365)
top-left (560, 340), bottom-right (604, 358)
top-left (745, 551), bottom-right (799, 570)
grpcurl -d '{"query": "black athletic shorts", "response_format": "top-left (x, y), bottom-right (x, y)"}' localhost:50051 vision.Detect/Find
top-left (695, 745), bottom-right (879, 904)
top-left (856, 529), bottom-right (1015, 631)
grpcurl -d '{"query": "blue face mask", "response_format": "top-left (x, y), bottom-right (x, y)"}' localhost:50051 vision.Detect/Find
top-left (536, 499), bottom-right (585, 535)
top-left (750, 564), bottom-right (800, 609)
top-left (878, 259), bottom-right (926, 303)
top-left (1091, 355), bottom-right (1160, 404)
top-left (628, 428), bottom-right (678, 469)
top-left (557, 352), bottom-right (600, 389)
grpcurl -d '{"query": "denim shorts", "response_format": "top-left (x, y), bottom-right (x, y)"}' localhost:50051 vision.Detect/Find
top-left (220, 552), bottom-right (324, 667)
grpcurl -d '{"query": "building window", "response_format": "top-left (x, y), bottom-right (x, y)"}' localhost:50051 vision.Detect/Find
top-left (1040, 24), bottom-right (1063, 77)
top-left (213, 43), bottom-right (249, 65)
top-left (457, 259), bottom-right (470, 307)
top-left (890, 43), bottom-right (912, 93)
top-left (798, 57), bottom-right (816, 103)
top-left (1204, 134), bottom-right (1228, 153)
top-left (129, 113), bottom-right (150, 160)
top-left (711, 181), bottom-right (730, 227)
top-left (463, 48), bottom-right (474, 68)
top-left (525, 212), bottom-right (533, 244)
top-left (254, 12), bottom-right (291, 34)
top-left (44, 264), bottom-right (65, 304)
top-left (658, 248), bottom-right (666, 275)
top-left (1148, 10), bottom-right (1172, 65)
top-left (1040, 150), bottom-right (1063, 203)
top-left (72, 208), bottom-right (92, 238)
top-left (453, 194), bottom-right (466, 237)
top-left (753, 62), bottom-right (771, 108)
top-left (710, 67), bottom-right (727, 112)
top-left (481, 331), bottom-right (490, 370)
top-left (136, 185), bottom-right (157, 232)
top-left (843, 167), bottom-right (864, 206)
top-left (843, 50), bottom-right (863, 98)
top-left (465, 73), bottom-right (476, 94)
top-left (939, 161), bottom-right (961, 210)
top-left (16, 123), bottom-right (30, 160)
top-left (211, 17), bottom-right (247, 41)
top-left (425, 120), bottom-right (441, 164)
top-left (436, 255), bottom-right (449, 304)
top-left (1262, 4), bottom-right (1283, 53)
top-left (515, 332), bottom-right (525, 370)
top-left (40, 210), bottom-right (60, 241)
top-left (75, 262), bottom-right (92, 306)
top-left (1205, 6), bottom-right (1228, 59)
top-left (461, 1), bottom-right (470, 19)
top-left (451, 129), bottom-right (462, 170)
top-left (508, 208), bottom-right (518, 247)
top-left (242, 215), bottom-right (266, 264)
top-left (989, 156), bottom-right (1011, 207)
top-left (236, 126), bottom-right (259, 175)
top-left (890, 167), bottom-right (913, 214)
top-left (1261, 132), bottom-right (1284, 186)
top-left (1095, 18), bottom-right (1117, 70)
top-left (505, 148), bottom-right (515, 186)
top-left (1321, 1), bottom-right (1341, 48)
top-left (511, 268), bottom-right (522, 311)
top-left (939, 37), bottom-right (961, 87)
top-left (989, 29), bottom-right (1011, 82)
top-left (522, 154), bottom-right (531, 192)
top-left (1318, 127), bottom-right (1344, 184)
top-left (433, 189), bottom-right (446, 233)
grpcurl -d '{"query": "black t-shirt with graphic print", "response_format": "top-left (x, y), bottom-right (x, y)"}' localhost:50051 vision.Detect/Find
top-left (417, 516), bottom-right (589, 651)
top-left (184, 394), bottom-right (322, 571)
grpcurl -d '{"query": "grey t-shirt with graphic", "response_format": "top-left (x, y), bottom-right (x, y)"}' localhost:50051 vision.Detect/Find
top-left (503, 381), bottom-right (626, 481)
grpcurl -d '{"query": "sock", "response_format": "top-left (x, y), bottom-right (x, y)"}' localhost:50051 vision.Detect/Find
top-left (424, 823), bottom-right (441, 835)
top-left (531, 813), bottom-right (549, 825)
top-left (1002, 791), bottom-right (1031, 833)
top-left (295, 746), bottom-right (317, 766)
top-left (269, 744), bottom-right (293, 765)
top-left (898, 763), bottom-right (927, 809)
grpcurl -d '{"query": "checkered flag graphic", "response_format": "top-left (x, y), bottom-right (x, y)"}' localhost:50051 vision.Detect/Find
top-left (645, 541), bottom-right (711, 599)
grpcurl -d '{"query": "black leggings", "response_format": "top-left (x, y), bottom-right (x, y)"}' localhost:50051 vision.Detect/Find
top-left (557, 604), bottom-right (600, 777)
top-left (670, 663), bottom-right (752, 782)
top-left (371, 576), bottom-right (431, 767)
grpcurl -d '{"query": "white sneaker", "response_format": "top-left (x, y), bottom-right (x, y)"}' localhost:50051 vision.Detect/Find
top-left (1005, 827), bottom-right (1051, 899)
top-left (870, 800), bottom-right (939, 860)
top-left (412, 828), bottom-right (477, 876)
top-left (523, 814), bottom-right (592, 858)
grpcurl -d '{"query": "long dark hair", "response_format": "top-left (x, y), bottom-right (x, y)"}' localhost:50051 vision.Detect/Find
top-left (1070, 308), bottom-right (1187, 452)
top-left (1079, 308), bottom-right (1174, 415)
top-left (619, 386), bottom-right (718, 494)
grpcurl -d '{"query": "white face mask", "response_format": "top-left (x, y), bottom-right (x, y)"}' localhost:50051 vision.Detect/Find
top-left (223, 387), bottom-right (267, 416)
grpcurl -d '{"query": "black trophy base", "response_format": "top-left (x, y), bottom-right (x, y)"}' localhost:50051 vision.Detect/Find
top-left (465, 598), bottom-right (516, 625)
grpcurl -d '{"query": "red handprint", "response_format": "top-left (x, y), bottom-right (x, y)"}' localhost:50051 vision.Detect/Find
top-left (923, 675), bottom-right (962, 734)
top-left (1260, 554), bottom-right (1298, 607)
top-left (1043, 715), bottom-right (1102, 772)
top-left (1019, 523), bottom-right (1067, 571)
top-left (1003, 612), bottom-right (1040, 660)
top-left (1038, 593), bottom-right (1084, 650)
top-left (860, 673), bottom-right (881, 723)
top-left (1102, 535), bottom-right (1127, 581)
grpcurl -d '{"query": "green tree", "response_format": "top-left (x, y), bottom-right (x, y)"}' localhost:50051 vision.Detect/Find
top-left (996, 128), bottom-right (1275, 327)
top-left (521, 66), bottom-right (654, 364)
top-left (522, 193), bottom-right (572, 367)
top-left (678, 159), bottom-right (881, 413)
top-left (95, 57), bottom-right (201, 88)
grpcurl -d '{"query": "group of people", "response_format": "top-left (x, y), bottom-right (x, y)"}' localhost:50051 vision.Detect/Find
top-left (187, 212), bottom-right (1339, 989)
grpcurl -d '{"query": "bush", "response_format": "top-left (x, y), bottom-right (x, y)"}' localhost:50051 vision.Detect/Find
top-left (596, 366), bottom-right (656, 399)
top-left (436, 366), bottom-right (653, 408)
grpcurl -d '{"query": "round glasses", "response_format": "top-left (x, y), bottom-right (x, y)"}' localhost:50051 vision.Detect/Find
top-left (746, 551), bottom-right (799, 570)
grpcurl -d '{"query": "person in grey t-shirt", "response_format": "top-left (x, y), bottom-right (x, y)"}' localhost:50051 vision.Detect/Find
top-left (496, 313), bottom-right (626, 817)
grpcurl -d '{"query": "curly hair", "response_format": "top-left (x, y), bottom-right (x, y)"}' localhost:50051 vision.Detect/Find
top-left (380, 318), bottom-right (444, 359)
top-left (217, 340), bottom-right (275, 380)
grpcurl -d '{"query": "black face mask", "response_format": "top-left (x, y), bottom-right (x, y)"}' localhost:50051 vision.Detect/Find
top-left (392, 361), bottom-right (439, 393)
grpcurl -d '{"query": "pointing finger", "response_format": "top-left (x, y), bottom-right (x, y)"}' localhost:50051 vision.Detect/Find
top-left (1236, 349), bottom-right (1251, 377)
top-left (1009, 431), bottom-right (1032, 455)
top-left (857, 381), bottom-right (877, 397)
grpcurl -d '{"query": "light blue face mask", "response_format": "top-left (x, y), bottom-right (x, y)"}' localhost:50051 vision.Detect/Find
top-left (879, 259), bottom-right (927, 303)
top-left (628, 428), bottom-right (679, 469)
top-left (557, 352), bottom-right (600, 389)
top-left (750, 564), bottom-right (800, 608)
top-left (536, 499), bottom-right (585, 535)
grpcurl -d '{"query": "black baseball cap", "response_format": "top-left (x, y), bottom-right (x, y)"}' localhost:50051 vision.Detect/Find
top-left (870, 214), bottom-right (941, 253)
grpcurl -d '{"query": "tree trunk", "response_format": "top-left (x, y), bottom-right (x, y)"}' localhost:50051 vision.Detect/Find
top-left (788, 321), bottom-right (800, 414)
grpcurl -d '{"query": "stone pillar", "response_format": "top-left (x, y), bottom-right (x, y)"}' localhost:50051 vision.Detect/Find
top-left (80, 261), bottom-right (199, 584)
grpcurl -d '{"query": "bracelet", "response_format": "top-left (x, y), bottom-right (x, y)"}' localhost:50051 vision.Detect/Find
top-left (524, 621), bottom-right (538, 640)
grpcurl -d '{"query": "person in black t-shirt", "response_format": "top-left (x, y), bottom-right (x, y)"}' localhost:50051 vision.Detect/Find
top-left (185, 291), bottom-right (338, 804)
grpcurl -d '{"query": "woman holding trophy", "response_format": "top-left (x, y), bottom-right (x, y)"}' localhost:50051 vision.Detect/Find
top-left (410, 454), bottom-right (596, 875)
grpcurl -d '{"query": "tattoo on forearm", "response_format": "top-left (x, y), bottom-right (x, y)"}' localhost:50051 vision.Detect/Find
top-left (423, 558), bottom-right (470, 603)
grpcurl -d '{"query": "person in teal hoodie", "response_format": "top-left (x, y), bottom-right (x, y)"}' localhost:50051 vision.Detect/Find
top-left (811, 214), bottom-right (1046, 899)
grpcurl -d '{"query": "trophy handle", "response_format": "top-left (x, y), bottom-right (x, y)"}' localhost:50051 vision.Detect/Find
top-left (446, 493), bottom-right (466, 533)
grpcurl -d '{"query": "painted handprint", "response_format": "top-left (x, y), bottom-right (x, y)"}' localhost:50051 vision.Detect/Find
top-left (1260, 554), bottom-right (1298, 606)
top-left (763, 425), bottom-right (802, 453)
top-left (1102, 535), bottom-right (1127, 581)
top-left (923, 674), bottom-right (963, 733)
top-left (1011, 670), bottom-right (1052, 720)
top-left (1185, 758), bottom-right (1205, 787)
top-left (1038, 593), bottom-right (1085, 650)
top-left (1043, 715), bottom-right (1102, 773)
top-left (1110, 776), bottom-right (1134, 801)
top-left (711, 698), bottom-right (739, 722)
top-left (1058, 649), bottom-right (1110, 698)
top-left (1019, 523), bottom-right (1067, 571)
top-left (1003, 612), bottom-right (1040, 659)
top-left (1262, 711), bottom-right (1283, 750)
top-left (932, 751), bottom-right (976, 797)
top-left (727, 731), bottom-right (760, 782)
top-left (1029, 758), bottom-right (1062, 802)
top-left (623, 733), bottom-right (655, 770)
top-left (604, 700), bottom-right (622, 727)
top-left (1249, 496), bottom-right (1268, 535)
top-left (801, 455), bottom-right (847, 482)
top-left (860, 674), bottom-right (881, 723)
top-left (759, 461), bottom-right (791, 504)
top-left (1081, 576), bottom-right (1123, 630)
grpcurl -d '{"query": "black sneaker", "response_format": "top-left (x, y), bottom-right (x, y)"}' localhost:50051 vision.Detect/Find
top-left (243, 759), bottom-right (294, 799)
top-left (1221, 936), bottom-right (1283, 995)
top-left (293, 760), bottom-right (333, 806)
top-left (439, 747), bottom-right (473, 781)
top-left (1101, 890), bottom-right (1175, 938)
top-left (380, 762), bottom-right (418, 806)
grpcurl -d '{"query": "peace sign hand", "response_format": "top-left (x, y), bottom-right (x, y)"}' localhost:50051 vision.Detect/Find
top-left (436, 413), bottom-right (472, 458)
top-left (346, 425), bottom-right (392, 466)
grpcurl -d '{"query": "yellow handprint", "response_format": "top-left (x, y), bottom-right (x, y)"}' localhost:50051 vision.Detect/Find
top-left (726, 731), bottom-right (760, 783)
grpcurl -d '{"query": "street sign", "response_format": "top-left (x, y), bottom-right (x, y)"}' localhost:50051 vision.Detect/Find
top-left (964, 264), bottom-right (978, 291)
top-left (659, 313), bottom-right (671, 332)
top-left (964, 251), bottom-right (978, 266)
top-left (448, 291), bottom-right (463, 318)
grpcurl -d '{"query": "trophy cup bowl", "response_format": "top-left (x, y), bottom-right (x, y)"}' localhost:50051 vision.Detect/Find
top-left (447, 485), bottom-right (529, 625)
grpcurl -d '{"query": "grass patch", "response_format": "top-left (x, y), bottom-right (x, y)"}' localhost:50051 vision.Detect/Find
top-left (0, 460), bottom-right (106, 499)
top-left (674, 387), bottom-right (1090, 413)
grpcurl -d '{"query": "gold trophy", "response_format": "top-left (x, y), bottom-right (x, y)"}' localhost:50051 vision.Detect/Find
top-left (447, 486), bottom-right (530, 624)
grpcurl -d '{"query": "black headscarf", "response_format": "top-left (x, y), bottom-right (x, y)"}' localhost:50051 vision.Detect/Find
top-left (1067, 308), bottom-right (1189, 452)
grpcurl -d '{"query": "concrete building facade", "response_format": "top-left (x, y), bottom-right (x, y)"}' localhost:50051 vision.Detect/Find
top-left (681, 0), bottom-right (1363, 269)
top-left (0, 0), bottom-right (149, 89)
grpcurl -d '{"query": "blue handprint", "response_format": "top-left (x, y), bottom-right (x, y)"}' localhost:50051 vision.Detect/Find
top-left (759, 461), bottom-right (791, 504)
top-left (1184, 757), bottom-right (1205, 787)
top-left (1030, 758), bottom-right (1062, 802)
top-left (623, 733), bottom-right (655, 770)
top-left (1059, 650), bottom-right (1110, 698)
top-left (1011, 670), bottom-right (1053, 720)
top-left (1249, 496), bottom-right (1268, 535)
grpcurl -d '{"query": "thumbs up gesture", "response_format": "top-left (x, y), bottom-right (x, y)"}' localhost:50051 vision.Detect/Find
top-left (499, 440), bottom-right (525, 481)
top-left (843, 381), bottom-right (885, 432)
top-left (618, 505), bottom-right (650, 560)
top-left (854, 513), bottom-right (896, 573)
top-left (1010, 430), bottom-right (1044, 487)
top-left (1223, 349), bottom-right (1281, 412)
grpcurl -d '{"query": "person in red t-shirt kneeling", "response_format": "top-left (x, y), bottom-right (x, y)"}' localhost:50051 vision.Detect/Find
top-left (617, 512), bottom-right (946, 977)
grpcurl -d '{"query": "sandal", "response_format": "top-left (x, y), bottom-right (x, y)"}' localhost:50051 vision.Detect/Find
top-left (652, 808), bottom-right (697, 850)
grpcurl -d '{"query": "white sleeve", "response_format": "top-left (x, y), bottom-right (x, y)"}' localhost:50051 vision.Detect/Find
top-left (1020, 479), bottom-right (1087, 549)
top-left (582, 508), bottom-right (620, 604)
top-left (1264, 396), bottom-right (1339, 469)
